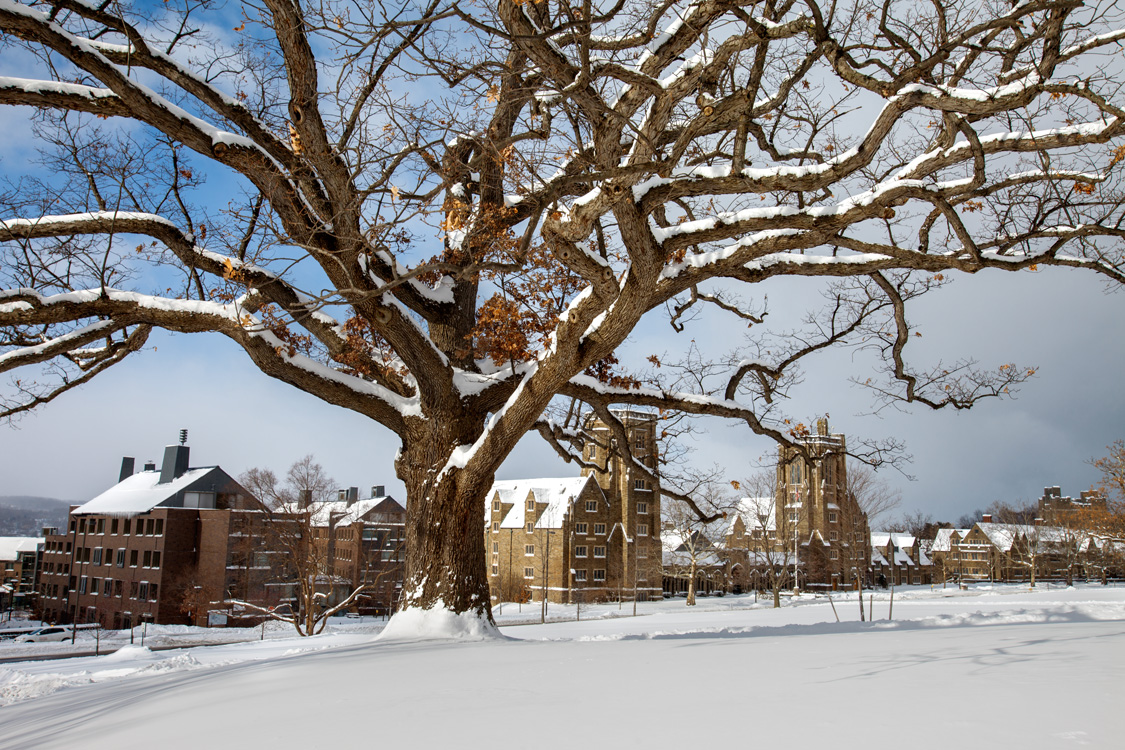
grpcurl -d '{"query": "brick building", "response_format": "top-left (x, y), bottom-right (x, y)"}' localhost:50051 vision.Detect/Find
top-left (37, 442), bottom-right (284, 628)
top-left (0, 537), bottom-right (42, 610)
top-left (305, 486), bottom-right (406, 615)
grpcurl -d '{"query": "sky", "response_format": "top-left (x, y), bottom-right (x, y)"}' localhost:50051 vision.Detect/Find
top-left (1, 2), bottom-right (1123, 526)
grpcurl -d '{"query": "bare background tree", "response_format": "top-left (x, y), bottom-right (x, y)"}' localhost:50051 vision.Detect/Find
top-left (238, 456), bottom-right (371, 635)
top-left (3, 0), bottom-right (1125, 630)
top-left (662, 480), bottom-right (730, 605)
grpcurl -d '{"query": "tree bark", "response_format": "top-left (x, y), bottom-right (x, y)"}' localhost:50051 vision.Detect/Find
top-left (395, 419), bottom-right (494, 623)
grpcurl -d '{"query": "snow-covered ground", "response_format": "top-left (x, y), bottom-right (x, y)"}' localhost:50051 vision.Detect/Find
top-left (1, 584), bottom-right (1122, 749)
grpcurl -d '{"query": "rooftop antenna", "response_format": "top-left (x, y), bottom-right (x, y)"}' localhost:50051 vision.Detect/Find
top-left (179, 429), bottom-right (188, 445)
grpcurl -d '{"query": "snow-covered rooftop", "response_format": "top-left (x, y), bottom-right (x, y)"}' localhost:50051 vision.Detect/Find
top-left (726, 496), bottom-right (776, 535)
top-left (488, 476), bottom-right (598, 529)
top-left (931, 528), bottom-right (968, 552)
top-left (0, 537), bottom-right (41, 561)
top-left (75, 467), bottom-right (218, 517)
top-left (299, 496), bottom-right (404, 527)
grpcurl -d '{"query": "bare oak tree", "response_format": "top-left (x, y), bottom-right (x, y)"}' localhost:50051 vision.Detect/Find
top-left (3, 0), bottom-right (1125, 630)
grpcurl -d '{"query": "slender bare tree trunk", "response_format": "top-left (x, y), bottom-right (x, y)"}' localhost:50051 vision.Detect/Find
top-left (687, 560), bottom-right (697, 606)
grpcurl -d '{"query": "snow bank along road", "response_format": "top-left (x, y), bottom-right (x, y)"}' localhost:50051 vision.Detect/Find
top-left (0, 585), bottom-right (1121, 749)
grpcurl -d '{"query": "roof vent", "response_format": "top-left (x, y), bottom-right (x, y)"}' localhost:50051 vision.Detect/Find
top-left (372, 485), bottom-right (385, 498)
top-left (159, 444), bottom-right (190, 484)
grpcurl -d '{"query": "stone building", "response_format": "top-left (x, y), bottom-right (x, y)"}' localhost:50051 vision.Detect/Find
top-left (485, 408), bottom-right (664, 605)
top-left (774, 419), bottom-right (870, 589)
top-left (869, 532), bottom-right (934, 586)
top-left (1037, 486), bottom-right (1107, 526)
top-left (36, 442), bottom-right (284, 628)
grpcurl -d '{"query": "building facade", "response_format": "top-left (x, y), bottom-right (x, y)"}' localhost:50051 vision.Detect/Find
top-left (774, 419), bottom-right (871, 588)
top-left (485, 409), bottom-right (664, 605)
top-left (37, 443), bottom-right (284, 628)
top-left (305, 487), bottom-right (406, 616)
top-left (0, 537), bottom-right (42, 610)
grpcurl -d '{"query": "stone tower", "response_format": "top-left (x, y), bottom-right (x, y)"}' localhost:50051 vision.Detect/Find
top-left (580, 409), bottom-right (663, 600)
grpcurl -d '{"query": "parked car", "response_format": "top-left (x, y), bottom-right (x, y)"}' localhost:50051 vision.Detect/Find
top-left (14, 626), bottom-right (71, 643)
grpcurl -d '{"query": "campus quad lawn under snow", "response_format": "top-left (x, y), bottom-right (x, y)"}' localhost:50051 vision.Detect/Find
top-left (1, 584), bottom-right (1122, 749)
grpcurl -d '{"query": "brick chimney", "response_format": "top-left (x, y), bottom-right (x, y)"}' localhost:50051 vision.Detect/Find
top-left (981, 513), bottom-right (992, 523)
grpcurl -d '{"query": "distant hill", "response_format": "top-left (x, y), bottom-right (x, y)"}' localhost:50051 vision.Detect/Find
top-left (0, 496), bottom-right (71, 536)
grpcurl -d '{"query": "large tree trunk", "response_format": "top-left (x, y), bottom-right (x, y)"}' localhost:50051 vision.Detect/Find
top-left (381, 419), bottom-right (499, 639)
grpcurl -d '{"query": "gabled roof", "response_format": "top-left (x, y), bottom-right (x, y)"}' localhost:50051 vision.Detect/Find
top-left (725, 496), bottom-right (776, 536)
top-left (74, 467), bottom-right (232, 517)
top-left (488, 476), bottom-right (599, 530)
top-left (871, 532), bottom-right (917, 549)
top-left (931, 528), bottom-right (968, 552)
top-left (0, 537), bottom-right (41, 561)
top-left (299, 496), bottom-right (404, 527)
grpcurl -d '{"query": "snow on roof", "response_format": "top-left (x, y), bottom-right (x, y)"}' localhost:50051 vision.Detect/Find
top-left (726, 496), bottom-right (776, 535)
top-left (488, 476), bottom-right (596, 529)
top-left (931, 528), bottom-right (968, 552)
top-left (75, 468), bottom-right (218, 517)
top-left (301, 496), bottom-right (404, 527)
top-left (0, 537), bottom-right (41, 561)
top-left (870, 532), bottom-right (917, 549)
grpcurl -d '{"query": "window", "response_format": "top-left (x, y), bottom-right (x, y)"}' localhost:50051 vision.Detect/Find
top-left (103, 578), bottom-right (113, 596)
top-left (574, 569), bottom-right (587, 582)
top-left (594, 523), bottom-right (606, 535)
top-left (129, 550), bottom-right (138, 567)
top-left (829, 512), bottom-right (838, 523)
top-left (151, 551), bottom-right (161, 568)
top-left (491, 565), bottom-right (498, 575)
top-left (114, 580), bottom-right (123, 597)
top-left (576, 523), bottom-right (588, 535)
top-left (143, 550), bottom-right (153, 568)
top-left (523, 567), bottom-right (534, 579)
top-left (585, 501), bottom-right (597, 513)
top-left (492, 522), bottom-right (499, 532)
top-left (146, 519), bottom-right (155, 535)
top-left (829, 549), bottom-right (839, 560)
top-left (492, 542), bottom-right (499, 554)
top-left (525, 544), bottom-right (535, 556)
top-left (149, 583), bottom-right (158, 601)
top-left (637, 545), bottom-right (648, 559)
top-left (492, 500), bottom-right (501, 512)
top-left (123, 519), bottom-right (131, 535)
top-left (636, 501), bottom-right (648, 514)
top-left (912, 576), bottom-right (921, 585)
top-left (90, 577), bottom-right (100, 595)
top-left (130, 581), bottom-right (138, 598)
top-left (633, 479), bottom-right (647, 490)
top-left (96, 519), bottom-right (105, 534)
top-left (788, 512), bottom-right (799, 523)
top-left (526, 499), bottom-right (536, 511)
top-left (592, 569), bottom-right (606, 581)
top-left (829, 531), bottom-right (837, 541)
top-left (637, 571), bottom-right (647, 582)
top-left (637, 524), bottom-right (648, 536)
top-left (116, 549), bottom-right (125, 568)
top-left (154, 519), bottom-right (164, 536)
top-left (594, 546), bottom-right (606, 558)
top-left (110, 519), bottom-right (119, 535)
top-left (634, 433), bottom-right (646, 449)
top-left (575, 546), bottom-right (588, 558)
top-left (92, 548), bottom-right (103, 566)
top-left (138, 582), bottom-right (149, 600)
top-left (526, 522), bottom-right (534, 533)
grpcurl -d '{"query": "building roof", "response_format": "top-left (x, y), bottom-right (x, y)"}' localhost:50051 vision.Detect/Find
top-left (870, 532), bottom-right (916, 549)
top-left (301, 496), bottom-right (404, 527)
top-left (74, 467), bottom-right (225, 517)
top-left (0, 537), bottom-right (42, 561)
top-left (931, 528), bottom-right (968, 552)
top-left (488, 476), bottom-right (598, 530)
top-left (726, 496), bottom-right (776, 536)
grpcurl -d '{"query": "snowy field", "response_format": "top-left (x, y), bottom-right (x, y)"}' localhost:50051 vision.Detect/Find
top-left (1, 584), bottom-right (1122, 749)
